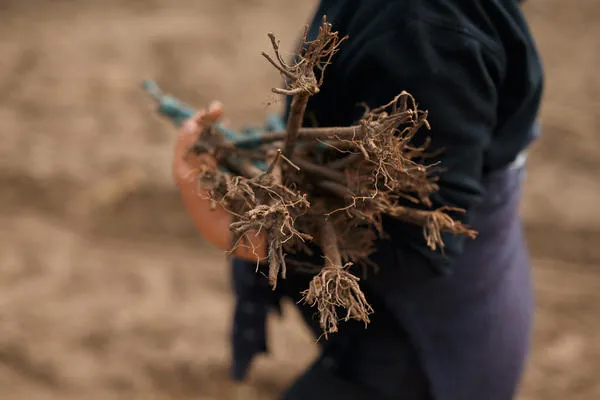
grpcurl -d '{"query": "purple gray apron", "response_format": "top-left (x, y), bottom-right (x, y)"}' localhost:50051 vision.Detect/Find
top-left (229, 123), bottom-right (538, 399)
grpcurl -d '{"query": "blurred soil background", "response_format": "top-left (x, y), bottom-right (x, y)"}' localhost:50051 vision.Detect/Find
top-left (0, 0), bottom-right (599, 398)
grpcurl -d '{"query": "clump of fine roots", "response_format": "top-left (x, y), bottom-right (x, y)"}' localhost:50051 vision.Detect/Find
top-left (158, 16), bottom-right (478, 337)
top-left (301, 216), bottom-right (374, 338)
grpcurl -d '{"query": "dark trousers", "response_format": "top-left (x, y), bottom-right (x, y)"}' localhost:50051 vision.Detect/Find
top-left (279, 165), bottom-right (533, 400)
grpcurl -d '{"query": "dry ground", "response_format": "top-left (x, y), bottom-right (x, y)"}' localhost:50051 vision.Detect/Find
top-left (1, 0), bottom-right (599, 398)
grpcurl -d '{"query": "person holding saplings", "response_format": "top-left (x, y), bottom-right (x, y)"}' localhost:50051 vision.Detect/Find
top-left (171, 0), bottom-right (543, 399)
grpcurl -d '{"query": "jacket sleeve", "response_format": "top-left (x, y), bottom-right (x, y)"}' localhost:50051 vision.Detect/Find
top-left (339, 20), bottom-right (505, 273)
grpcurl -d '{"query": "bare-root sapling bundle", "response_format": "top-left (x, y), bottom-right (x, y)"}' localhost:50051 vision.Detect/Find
top-left (144, 16), bottom-right (478, 338)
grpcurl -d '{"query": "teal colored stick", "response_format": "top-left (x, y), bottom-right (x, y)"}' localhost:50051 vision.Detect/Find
top-left (264, 113), bottom-right (286, 132)
top-left (141, 80), bottom-right (241, 142)
top-left (142, 80), bottom-right (195, 126)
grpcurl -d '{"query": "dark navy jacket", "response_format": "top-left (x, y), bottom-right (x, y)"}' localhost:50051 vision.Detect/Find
top-left (231, 0), bottom-right (543, 382)
top-left (298, 0), bottom-right (543, 270)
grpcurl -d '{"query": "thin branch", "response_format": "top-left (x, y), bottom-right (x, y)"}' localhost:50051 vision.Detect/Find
top-left (320, 218), bottom-right (342, 266)
top-left (261, 52), bottom-right (296, 80)
top-left (232, 126), bottom-right (365, 148)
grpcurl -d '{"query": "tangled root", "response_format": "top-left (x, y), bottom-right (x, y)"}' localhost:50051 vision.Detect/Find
top-left (301, 264), bottom-right (374, 338)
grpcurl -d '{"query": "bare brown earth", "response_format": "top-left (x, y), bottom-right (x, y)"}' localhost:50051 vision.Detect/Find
top-left (0, 0), bottom-right (599, 398)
